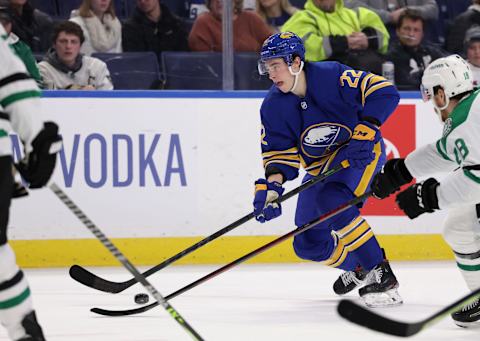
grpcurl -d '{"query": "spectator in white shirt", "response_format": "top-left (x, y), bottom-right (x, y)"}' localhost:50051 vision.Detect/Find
top-left (39, 21), bottom-right (113, 90)
top-left (69, 0), bottom-right (122, 56)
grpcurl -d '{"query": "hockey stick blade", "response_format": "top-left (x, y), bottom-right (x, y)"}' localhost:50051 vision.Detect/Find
top-left (50, 183), bottom-right (204, 340)
top-left (91, 190), bottom-right (369, 317)
top-left (71, 160), bottom-right (350, 294)
top-left (69, 265), bottom-right (132, 294)
top-left (337, 287), bottom-right (480, 337)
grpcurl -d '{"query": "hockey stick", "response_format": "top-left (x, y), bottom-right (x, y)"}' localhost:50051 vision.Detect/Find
top-left (337, 287), bottom-right (480, 337)
top-left (49, 183), bottom-right (204, 341)
top-left (90, 189), bottom-right (371, 317)
top-left (70, 160), bottom-right (350, 294)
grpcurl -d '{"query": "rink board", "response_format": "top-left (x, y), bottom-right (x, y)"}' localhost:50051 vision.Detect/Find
top-left (8, 91), bottom-right (455, 267)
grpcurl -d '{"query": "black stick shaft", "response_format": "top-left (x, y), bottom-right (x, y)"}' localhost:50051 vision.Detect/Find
top-left (91, 189), bottom-right (370, 317)
top-left (72, 160), bottom-right (350, 293)
top-left (337, 287), bottom-right (480, 337)
top-left (50, 183), bottom-right (204, 340)
top-left (165, 190), bottom-right (369, 300)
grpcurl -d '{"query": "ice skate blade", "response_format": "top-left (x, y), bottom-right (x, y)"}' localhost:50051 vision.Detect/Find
top-left (362, 288), bottom-right (403, 308)
top-left (453, 320), bottom-right (480, 329)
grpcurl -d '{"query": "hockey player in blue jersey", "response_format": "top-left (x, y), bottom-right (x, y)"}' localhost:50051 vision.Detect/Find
top-left (253, 32), bottom-right (402, 307)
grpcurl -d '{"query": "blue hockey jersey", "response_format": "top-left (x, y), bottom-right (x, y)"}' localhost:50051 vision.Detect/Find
top-left (260, 61), bottom-right (400, 180)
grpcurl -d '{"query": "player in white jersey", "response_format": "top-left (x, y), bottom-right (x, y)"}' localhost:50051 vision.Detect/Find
top-left (0, 23), bottom-right (62, 340)
top-left (371, 54), bottom-right (480, 328)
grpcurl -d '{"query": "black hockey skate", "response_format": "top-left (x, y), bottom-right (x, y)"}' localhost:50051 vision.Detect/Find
top-left (333, 265), bottom-right (368, 295)
top-left (12, 181), bottom-right (29, 199)
top-left (451, 297), bottom-right (480, 328)
top-left (358, 260), bottom-right (403, 307)
top-left (17, 311), bottom-right (46, 341)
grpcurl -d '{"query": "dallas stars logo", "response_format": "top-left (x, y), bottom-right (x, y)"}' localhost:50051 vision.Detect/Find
top-left (443, 118), bottom-right (452, 137)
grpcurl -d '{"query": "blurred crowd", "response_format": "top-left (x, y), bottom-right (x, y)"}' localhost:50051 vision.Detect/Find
top-left (0, 0), bottom-right (479, 90)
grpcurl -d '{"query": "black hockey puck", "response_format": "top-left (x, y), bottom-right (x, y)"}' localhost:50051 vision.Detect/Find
top-left (134, 293), bottom-right (149, 304)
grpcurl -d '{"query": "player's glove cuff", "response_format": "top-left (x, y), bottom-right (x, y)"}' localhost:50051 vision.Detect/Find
top-left (371, 158), bottom-right (413, 199)
top-left (351, 121), bottom-right (379, 142)
top-left (253, 179), bottom-right (284, 223)
top-left (396, 178), bottom-right (439, 219)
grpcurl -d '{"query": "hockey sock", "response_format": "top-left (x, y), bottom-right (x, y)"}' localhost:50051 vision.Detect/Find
top-left (0, 244), bottom-right (34, 340)
top-left (323, 216), bottom-right (382, 271)
top-left (454, 248), bottom-right (480, 290)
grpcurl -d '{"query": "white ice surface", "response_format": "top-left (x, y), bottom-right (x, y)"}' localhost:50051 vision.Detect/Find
top-left (0, 261), bottom-right (479, 341)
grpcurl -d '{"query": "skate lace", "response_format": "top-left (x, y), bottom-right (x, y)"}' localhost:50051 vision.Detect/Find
top-left (340, 271), bottom-right (364, 286)
top-left (462, 298), bottom-right (479, 312)
top-left (365, 267), bottom-right (383, 284)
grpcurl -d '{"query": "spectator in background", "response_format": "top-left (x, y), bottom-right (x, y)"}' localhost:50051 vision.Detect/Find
top-left (186, 0), bottom-right (257, 20)
top-left (256, 0), bottom-right (298, 32)
top-left (344, 0), bottom-right (438, 26)
top-left (7, 0), bottom-right (53, 52)
top-left (464, 26), bottom-right (480, 85)
top-left (244, 0), bottom-right (257, 9)
top-left (386, 9), bottom-right (445, 90)
top-left (122, 0), bottom-right (188, 55)
top-left (446, 0), bottom-right (480, 55)
top-left (0, 1), bottom-right (41, 86)
top-left (69, 0), bottom-right (122, 56)
top-left (189, 0), bottom-right (273, 52)
top-left (39, 21), bottom-right (113, 90)
top-left (187, 0), bottom-right (208, 20)
top-left (282, 0), bottom-right (389, 74)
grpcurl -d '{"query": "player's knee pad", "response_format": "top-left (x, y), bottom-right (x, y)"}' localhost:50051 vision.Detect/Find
top-left (293, 229), bottom-right (334, 262)
top-left (322, 216), bottom-right (377, 270)
top-left (443, 206), bottom-right (480, 254)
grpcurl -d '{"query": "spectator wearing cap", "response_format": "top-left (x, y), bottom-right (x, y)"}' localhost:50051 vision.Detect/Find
top-left (7, 0), bottom-right (54, 52)
top-left (69, 0), bottom-right (122, 56)
top-left (122, 0), bottom-right (188, 55)
top-left (465, 26), bottom-right (480, 85)
top-left (0, 1), bottom-right (41, 86)
top-left (39, 21), bottom-right (113, 90)
top-left (385, 9), bottom-right (446, 90)
top-left (189, 0), bottom-right (273, 52)
top-left (446, 0), bottom-right (480, 55)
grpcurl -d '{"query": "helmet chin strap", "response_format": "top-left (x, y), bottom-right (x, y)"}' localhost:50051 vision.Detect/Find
top-left (433, 96), bottom-right (449, 122)
top-left (432, 92), bottom-right (469, 122)
top-left (288, 61), bottom-right (304, 93)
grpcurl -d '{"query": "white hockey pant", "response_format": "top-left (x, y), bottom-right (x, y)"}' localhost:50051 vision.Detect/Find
top-left (443, 205), bottom-right (480, 291)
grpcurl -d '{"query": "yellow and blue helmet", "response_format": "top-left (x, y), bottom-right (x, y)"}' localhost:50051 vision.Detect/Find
top-left (258, 32), bottom-right (305, 75)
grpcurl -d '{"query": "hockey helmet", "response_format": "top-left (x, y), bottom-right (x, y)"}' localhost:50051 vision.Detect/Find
top-left (421, 54), bottom-right (474, 104)
top-left (258, 32), bottom-right (305, 75)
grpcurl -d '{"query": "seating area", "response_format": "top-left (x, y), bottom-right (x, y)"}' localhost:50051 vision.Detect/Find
top-left (26, 0), bottom-right (475, 90)
top-left (92, 52), bottom-right (163, 90)
top-left (102, 51), bottom-right (271, 90)
top-left (30, 0), bottom-right (189, 19)
top-left (32, 49), bottom-right (272, 90)
top-left (160, 52), bottom-right (269, 90)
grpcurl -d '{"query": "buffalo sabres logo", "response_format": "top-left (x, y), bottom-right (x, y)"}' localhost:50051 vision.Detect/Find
top-left (304, 125), bottom-right (340, 147)
top-left (301, 123), bottom-right (351, 158)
